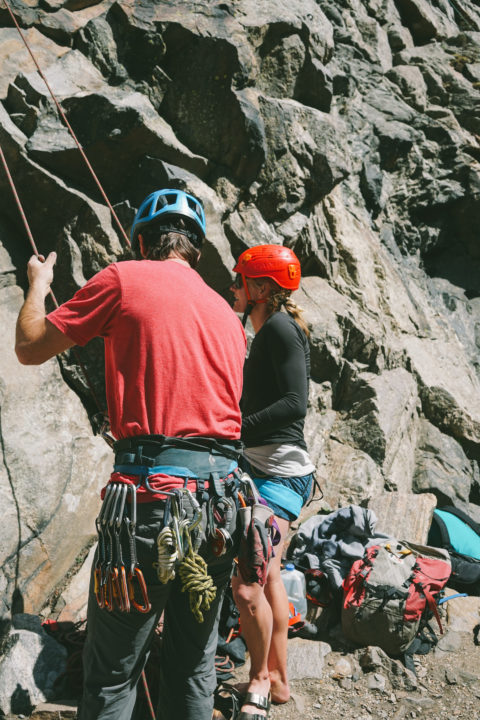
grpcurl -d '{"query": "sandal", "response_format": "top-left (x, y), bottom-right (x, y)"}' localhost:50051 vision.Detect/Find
top-left (213, 682), bottom-right (243, 720)
top-left (237, 692), bottom-right (271, 720)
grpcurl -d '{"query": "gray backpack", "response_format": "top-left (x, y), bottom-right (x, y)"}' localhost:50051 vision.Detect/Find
top-left (342, 541), bottom-right (451, 656)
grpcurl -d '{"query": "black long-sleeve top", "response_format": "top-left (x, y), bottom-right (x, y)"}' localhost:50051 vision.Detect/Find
top-left (241, 312), bottom-right (310, 450)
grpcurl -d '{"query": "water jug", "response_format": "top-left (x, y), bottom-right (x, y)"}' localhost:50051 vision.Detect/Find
top-left (281, 563), bottom-right (307, 618)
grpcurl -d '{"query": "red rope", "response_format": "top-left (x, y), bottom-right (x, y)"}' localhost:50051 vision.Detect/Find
top-left (0, 145), bottom-right (61, 306)
top-left (1, 0), bottom-right (131, 248)
top-left (1, 143), bottom-right (106, 414)
top-left (141, 670), bottom-right (157, 720)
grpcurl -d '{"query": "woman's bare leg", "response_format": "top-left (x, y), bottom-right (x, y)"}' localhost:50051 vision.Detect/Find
top-left (231, 574), bottom-right (272, 716)
top-left (264, 515), bottom-right (291, 703)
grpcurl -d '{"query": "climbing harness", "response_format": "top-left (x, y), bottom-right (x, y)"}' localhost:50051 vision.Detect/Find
top-left (95, 477), bottom-right (226, 623)
top-left (97, 434), bottom-right (245, 621)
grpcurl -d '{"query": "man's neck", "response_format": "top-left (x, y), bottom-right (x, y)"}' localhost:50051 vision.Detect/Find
top-left (164, 254), bottom-right (190, 268)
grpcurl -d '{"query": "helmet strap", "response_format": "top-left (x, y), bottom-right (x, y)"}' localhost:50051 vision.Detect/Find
top-left (240, 275), bottom-right (269, 326)
top-left (241, 302), bottom-right (254, 327)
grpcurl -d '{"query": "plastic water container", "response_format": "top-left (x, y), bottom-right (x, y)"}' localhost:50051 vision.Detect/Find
top-left (281, 563), bottom-right (307, 618)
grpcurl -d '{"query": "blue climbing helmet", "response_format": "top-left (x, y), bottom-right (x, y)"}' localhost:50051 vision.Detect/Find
top-left (130, 188), bottom-right (206, 252)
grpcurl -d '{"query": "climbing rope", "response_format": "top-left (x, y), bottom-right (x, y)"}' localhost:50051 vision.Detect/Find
top-left (0, 144), bottom-right (108, 422)
top-left (178, 530), bottom-right (217, 623)
top-left (1, 0), bottom-right (131, 248)
top-left (153, 526), bottom-right (178, 584)
top-left (444, 0), bottom-right (478, 31)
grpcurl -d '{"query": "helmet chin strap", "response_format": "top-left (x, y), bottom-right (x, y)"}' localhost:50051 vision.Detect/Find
top-left (240, 275), bottom-right (268, 327)
top-left (241, 304), bottom-right (252, 327)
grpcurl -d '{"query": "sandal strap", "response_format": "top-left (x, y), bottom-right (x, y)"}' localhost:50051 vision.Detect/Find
top-left (243, 692), bottom-right (271, 711)
top-left (238, 714), bottom-right (267, 720)
top-left (213, 683), bottom-right (242, 720)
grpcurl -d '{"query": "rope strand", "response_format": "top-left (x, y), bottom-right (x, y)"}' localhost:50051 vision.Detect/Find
top-left (1, 143), bottom-right (106, 415)
top-left (1, 0), bottom-right (131, 247)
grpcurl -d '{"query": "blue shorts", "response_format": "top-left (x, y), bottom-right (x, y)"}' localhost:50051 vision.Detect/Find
top-left (240, 458), bottom-right (314, 522)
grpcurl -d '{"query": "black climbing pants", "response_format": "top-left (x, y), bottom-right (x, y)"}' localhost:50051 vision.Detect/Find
top-left (78, 495), bottom-right (239, 720)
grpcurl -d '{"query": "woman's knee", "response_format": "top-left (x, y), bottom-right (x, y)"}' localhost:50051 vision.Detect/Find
top-left (232, 579), bottom-right (264, 614)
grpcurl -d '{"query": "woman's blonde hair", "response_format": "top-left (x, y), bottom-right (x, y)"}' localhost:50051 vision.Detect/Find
top-left (251, 278), bottom-right (310, 337)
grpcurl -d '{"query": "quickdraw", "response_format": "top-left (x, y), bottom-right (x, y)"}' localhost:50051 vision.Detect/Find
top-left (94, 482), bottom-right (151, 614)
top-left (125, 483), bottom-right (151, 613)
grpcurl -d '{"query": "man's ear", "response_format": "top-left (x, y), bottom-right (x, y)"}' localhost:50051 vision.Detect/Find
top-left (138, 234), bottom-right (148, 258)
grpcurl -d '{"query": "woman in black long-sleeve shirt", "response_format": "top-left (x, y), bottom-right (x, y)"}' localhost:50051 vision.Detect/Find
top-left (230, 245), bottom-right (314, 719)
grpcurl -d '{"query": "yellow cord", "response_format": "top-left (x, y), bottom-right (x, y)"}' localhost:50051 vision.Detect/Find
top-left (178, 533), bottom-right (216, 622)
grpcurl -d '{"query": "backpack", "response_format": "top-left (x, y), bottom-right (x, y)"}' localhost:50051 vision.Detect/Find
top-left (427, 506), bottom-right (480, 596)
top-left (341, 541), bottom-right (451, 656)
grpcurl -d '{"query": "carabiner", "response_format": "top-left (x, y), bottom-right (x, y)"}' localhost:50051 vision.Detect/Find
top-left (127, 567), bottom-right (151, 613)
top-left (109, 567), bottom-right (123, 611)
top-left (104, 573), bottom-right (113, 612)
top-left (118, 565), bottom-right (130, 613)
top-left (94, 567), bottom-right (105, 609)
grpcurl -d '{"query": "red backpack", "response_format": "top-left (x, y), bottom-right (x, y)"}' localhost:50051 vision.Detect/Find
top-left (342, 541), bottom-right (451, 656)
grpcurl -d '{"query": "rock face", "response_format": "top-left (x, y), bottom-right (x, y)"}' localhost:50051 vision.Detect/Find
top-left (0, 614), bottom-right (67, 716)
top-left (1, 0), bottom-right (480, 637)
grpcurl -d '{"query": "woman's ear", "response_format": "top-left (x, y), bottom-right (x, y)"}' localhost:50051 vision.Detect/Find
top-left (256, 280), bottom-right (272, 300)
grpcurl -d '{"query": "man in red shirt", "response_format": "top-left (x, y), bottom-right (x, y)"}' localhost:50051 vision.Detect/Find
top-left (15, 189), bottom-right (246, 720)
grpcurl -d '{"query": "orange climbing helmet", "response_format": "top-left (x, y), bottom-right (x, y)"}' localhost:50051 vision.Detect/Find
top-left (233, 244), bottom-right (301, 290)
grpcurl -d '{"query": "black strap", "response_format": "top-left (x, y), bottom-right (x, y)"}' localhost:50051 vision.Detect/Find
top-left (113, 434), bottom-right (243, 461)
top-left (196, 477), bottom-right (209, 503)
top-left (306, 472), bottom-right (324, 507)
top-left (210, 471), bottom-right (225, 498)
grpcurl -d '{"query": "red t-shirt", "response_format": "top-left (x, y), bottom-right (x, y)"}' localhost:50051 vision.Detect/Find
top-left (48, 260), bottom-right (246, 441)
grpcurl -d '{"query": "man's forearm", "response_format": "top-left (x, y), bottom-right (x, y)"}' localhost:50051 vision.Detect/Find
top-left (16, 284), bottom-right (50, 363)
top-left (15, 285), bottom-right (74, 365)
top-left (15, 251), bottom-right (74, 365)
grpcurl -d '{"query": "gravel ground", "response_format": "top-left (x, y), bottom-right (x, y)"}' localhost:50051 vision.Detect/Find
top-left (4, 617), bottom-right (479, 719)
top-left (228, 620), bottom-right (480, 720)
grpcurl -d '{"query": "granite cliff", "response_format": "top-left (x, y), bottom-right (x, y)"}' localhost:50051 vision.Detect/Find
top-left (1, 0), bottom-right (479, 632)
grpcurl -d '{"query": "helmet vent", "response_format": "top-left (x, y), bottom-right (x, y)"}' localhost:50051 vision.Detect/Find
top-left (154, 195), bottom-right (169, 212)
top-left (187, 197), bottom-right (201, 215)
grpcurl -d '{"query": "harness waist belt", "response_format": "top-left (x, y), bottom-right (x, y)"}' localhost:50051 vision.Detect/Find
top-left (114, 461), bottom-right (238, 479)
top-left (253, 478), bottom-right (303, 517)
top-left (113, 434), bottom-right (243, 462)
top-left (114, 445), bottom-right (238, 480)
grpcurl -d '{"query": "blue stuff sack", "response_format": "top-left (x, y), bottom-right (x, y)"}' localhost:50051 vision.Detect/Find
top-left (427, 506), bottom-right (480, 595)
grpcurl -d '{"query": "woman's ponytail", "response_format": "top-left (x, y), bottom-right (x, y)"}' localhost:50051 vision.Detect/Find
top-left (267, 290), bottom-right (310, 337)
